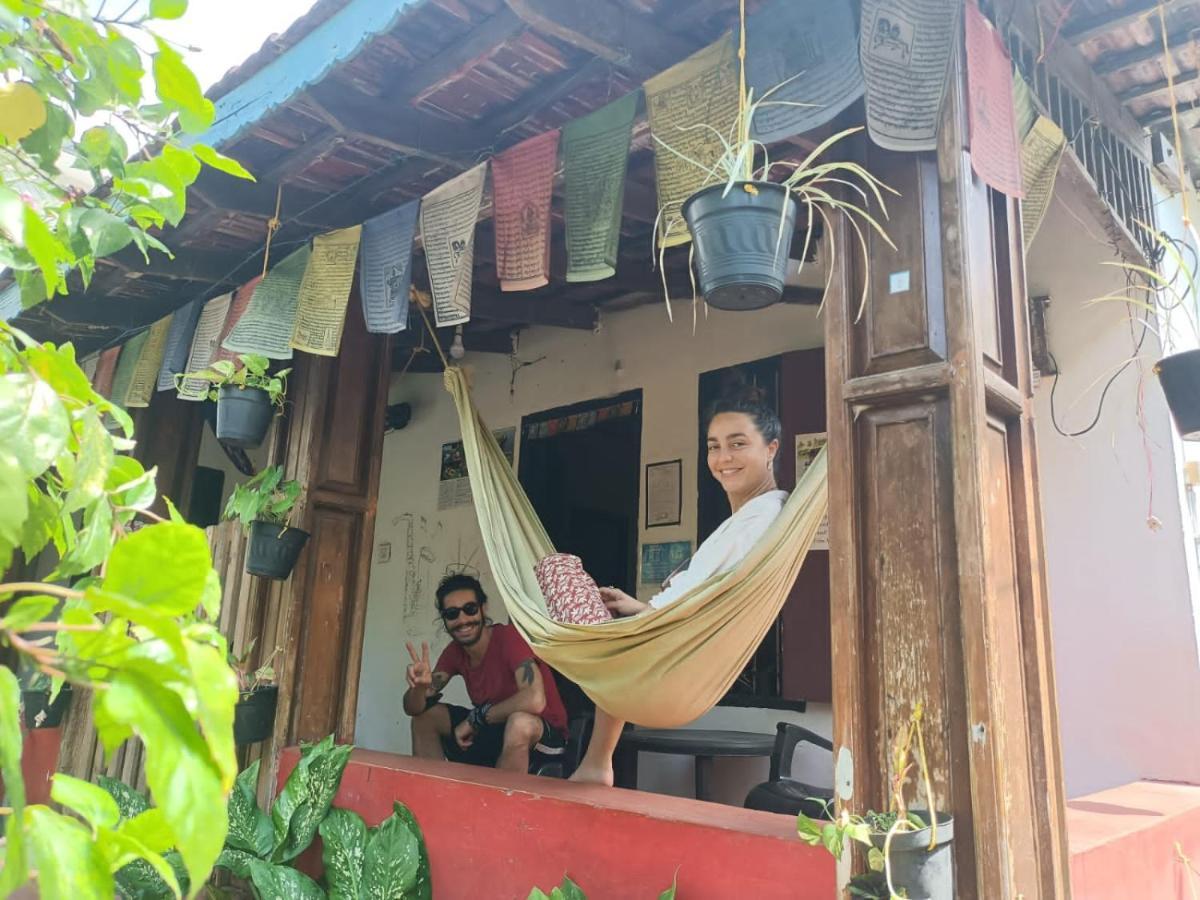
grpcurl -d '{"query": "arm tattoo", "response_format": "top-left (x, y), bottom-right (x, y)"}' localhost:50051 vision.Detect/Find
top-left (431, 672), bottom-right (449, 691)
top-left (518, 659), bottom-right (536, 687)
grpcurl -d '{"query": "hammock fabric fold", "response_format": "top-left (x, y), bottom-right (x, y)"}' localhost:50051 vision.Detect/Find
top-left (445, 367), bottom-right (829, 727)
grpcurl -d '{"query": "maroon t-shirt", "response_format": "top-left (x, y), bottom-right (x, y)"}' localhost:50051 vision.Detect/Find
top-left (435, 623), bottom-right (568, 736)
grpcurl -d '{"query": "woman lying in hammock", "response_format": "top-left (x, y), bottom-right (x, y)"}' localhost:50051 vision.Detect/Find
top-left (542, 388), bottom-right (785, 786)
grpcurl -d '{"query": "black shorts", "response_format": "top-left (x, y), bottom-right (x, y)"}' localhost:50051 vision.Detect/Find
top-left (441, 704), bottom-right (566, 769)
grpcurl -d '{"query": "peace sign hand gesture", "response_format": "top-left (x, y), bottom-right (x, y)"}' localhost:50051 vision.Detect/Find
top-left (405, 641), bottom-right (433, 690)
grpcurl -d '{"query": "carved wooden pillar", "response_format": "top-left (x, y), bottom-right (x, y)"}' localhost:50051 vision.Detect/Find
top-left (261, 297), bottom-right (391, 771)
top-left (825, 55), bottom-right (1071, 899)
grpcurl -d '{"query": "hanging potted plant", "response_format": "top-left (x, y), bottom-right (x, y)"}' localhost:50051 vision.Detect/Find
top-left (797, 703), bottom-right (954, 900)
top-left (223, 464), bottom-right (309, 580)
top-left (178, 353), bottom-right (290, 449)
top-left (19, 669), bottom-right (72, 729)
top-left (230, 639), bottom-right (280, 745)
top-left (654, 41), bottom-right (893, 312)
top-left (1095, 224), bottom-right (1200, 440)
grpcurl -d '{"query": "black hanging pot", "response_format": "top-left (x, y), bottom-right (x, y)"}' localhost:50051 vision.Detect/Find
top-left (234, 685), bottom-right (279, 746)
top-left (868, 812), bottom-right (954, 900)
top-left (22, 685), bottom-right (72, 729)
top-left (1155, 350), bottom-right (1200, 440)
top-left (246, 520), bottom-right (309, 580)
top-left (681, 181), bottom-right (798, 311)
top-left (216, 386), bottom-right (274, 449)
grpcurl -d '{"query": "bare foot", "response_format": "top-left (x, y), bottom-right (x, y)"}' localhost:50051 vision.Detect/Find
top-left (568, 763), bottom-right (614, 786)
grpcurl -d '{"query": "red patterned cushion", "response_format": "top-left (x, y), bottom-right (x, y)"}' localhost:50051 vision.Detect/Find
top-left (535, 553), bottom-right (612, 625)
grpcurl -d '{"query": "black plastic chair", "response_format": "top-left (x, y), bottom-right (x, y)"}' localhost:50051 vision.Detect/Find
top-left (743, 722), bottom-right (834, 818)
top-left (531, 712), bottom-right (594, 779)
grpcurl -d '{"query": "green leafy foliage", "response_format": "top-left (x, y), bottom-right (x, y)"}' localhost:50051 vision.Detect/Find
top-left (177, 353), bottom-right (291, 408)
top-left (526, 876), bottom-right (676, 900)
top-left (320, 802), bottom-right (432, 900)
top-left (0, 0), bottom-right (254, 309)
top-left (222, 464), bottom-right (302, 531)
top-left (0, 323), bottom-right (238, 899)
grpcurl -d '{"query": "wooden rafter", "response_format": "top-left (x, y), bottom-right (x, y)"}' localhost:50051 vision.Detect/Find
top-left (504, 0), bottom-right (695, 77)
top-left (1063, 0), bottom-right (1163, 44)
top-left (1092, 25), bottom-right (1198, 74)
top-left (1117, 67), bottom-right (1200, 102)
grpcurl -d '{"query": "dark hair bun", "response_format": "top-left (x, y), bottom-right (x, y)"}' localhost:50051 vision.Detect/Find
top-left (703, 383), bottom-right (782, 445)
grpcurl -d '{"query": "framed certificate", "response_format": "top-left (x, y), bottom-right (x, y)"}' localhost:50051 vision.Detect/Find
top-left (645, 459), bottom-right (682, 528)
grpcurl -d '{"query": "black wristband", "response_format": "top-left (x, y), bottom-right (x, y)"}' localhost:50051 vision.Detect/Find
top-left (468, 703), bottom-right (492, 729)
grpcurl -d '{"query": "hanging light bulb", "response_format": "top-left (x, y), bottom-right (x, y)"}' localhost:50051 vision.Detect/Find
top-left (449, 325), bottom-right (466, 360)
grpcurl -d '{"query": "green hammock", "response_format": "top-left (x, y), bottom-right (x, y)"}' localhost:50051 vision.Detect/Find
top-left (445, 367), bottom-right (829, 727)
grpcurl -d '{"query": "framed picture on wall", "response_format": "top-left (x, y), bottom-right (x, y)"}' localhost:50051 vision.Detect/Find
top-left (645, 459), bottom-right (682, 528)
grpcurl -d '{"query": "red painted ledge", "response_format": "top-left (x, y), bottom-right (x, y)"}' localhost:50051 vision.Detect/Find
top-left (278, 747), bottom-right (836, 899)
top-left (1067, 780), bottom-right (1200, 899)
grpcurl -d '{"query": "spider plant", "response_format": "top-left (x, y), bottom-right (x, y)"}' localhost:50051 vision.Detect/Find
top-left (652, 74), bottom-right (897, 322)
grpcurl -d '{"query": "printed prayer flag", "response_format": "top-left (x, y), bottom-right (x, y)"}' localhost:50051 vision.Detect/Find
top-left (563, 91), bottom-right (637, 283)
top-left (645, 34), bottom-right (739, 248)
top-left (421, 162), bottom-right (487, 327)
top-left (965, 1), bottom-right (1022, 197)
top-left (290, 225), bottom-right (363, 357)
top-left (222, 246), bottom-right (310, 359)
top-left (360, 201), bottom-right (419, 333)
top-left (492, 129), bottom-right (560, 291)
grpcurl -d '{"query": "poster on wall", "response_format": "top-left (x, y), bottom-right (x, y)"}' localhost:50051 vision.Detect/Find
top-left (796, 432), bottom-right (830, 551)
top-left (438, 427), bottom-right (516, 510)
top-left (645, 459), bottom-right (682, 528)
top-left (641, 541), bottom-right (692, 585)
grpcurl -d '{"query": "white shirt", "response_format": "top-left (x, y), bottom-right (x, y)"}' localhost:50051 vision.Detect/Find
top-left (649, 489), bottom-right (789, 610)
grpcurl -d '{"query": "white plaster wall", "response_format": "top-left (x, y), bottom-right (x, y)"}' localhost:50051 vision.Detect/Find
top-left (1028, 179), bottom-right (1200, 798)
top-left (354, 299), bottom-right (834, 805)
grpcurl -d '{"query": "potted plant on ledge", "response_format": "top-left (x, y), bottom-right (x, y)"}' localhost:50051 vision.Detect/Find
top-left (19, 668), bottom-right (72, 729)
top-left (224, 464), bottom-right (309, 580)
top-left (178, 352), bottom-right (290, 449)
top-left (797, 703), bottom-right (953, 900)
top-left (230, 639), bottom-right (280, 745)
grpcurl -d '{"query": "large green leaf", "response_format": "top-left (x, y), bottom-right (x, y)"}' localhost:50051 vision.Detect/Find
top-left (151, 40), bottom-right (213, 134)
top-left (55, 497), bottom-right (112, 576)
top-left (0, 454), bottom-right (26, 570)
top-left (20, 484), bottom-right (60, 559)
top-left (24, 805), bottom-right (114, 900)
top-left (102, 522), bottom-right (212, 615)
top-left (98, 773), bottom-right (152, 822)
top-left (226, 760), bottom-right (276, 859)
top-left (363, 806), bottom-right (421, 900)
top-left (270, 735), bottom-right (353, 862)
top-left (0, 593), bottom-right (56, 631)
top-left (194, 143), bottom-right (255, 181)
top-left (64, 407), bottom-right (115, 513)
top-left (0, 667), bottom-right (28, 895)
top-left (390, 803), bottom-right (432, 900)
top-left (51, 773), bottom-right (121, 832)
top-left (319, 807), bottom-right (368, 900)
top-left (106, 454), bottom-right (157, 513)
top-left (98, 829), bottom-right (182, 900)
top-left (150, 0), bottom-right (188, 19)
top-left (95, 672), bottom-right (228, 893)
top-left (214, 846), bottom-right (257, 880)
top-left (78, 208), bottom-right (135, 257)
top-left (0, 371), bottom-right (70, 477)
top-left (184, 637), bottom-right (238, 786)
top-left (247, 859), bottom-right (325, 900)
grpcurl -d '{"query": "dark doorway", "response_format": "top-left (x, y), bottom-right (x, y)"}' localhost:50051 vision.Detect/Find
top-left (519, 390), bottom-right (643, 714)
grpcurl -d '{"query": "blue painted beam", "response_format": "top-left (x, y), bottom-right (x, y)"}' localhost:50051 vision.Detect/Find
top-left (192, 0), bottom-right (426, 149)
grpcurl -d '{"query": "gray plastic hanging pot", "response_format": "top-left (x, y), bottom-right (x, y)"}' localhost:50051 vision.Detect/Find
top-left (246, 520), bottom-right (309, 580)
top-left (868, 812), bottom-right (955, 900)
top-left (1155, 350), bottom-right (1200, 440)
top-left (680, 181), bottom-right (798, 311)
top-left (216, 386), bottom-right (273, 449)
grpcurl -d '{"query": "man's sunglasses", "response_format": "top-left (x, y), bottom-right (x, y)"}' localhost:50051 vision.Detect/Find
top-left (441, 602), bottom-right (480, 621)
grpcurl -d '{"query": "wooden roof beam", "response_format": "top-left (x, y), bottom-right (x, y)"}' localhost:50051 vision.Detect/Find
top-left (505, 0), bottom-right (696, 78)
top-left (1117, 68), bottom-right (1200, 102)
top-left (1063, 0), bottom-right (1161, 44)
top-left (1138, 96), bottom-right (1200, 127)
top-left (1093, 25), bottom-right (1198, 74)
